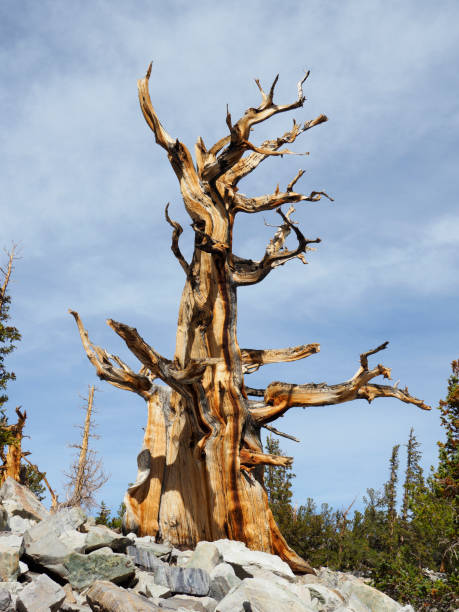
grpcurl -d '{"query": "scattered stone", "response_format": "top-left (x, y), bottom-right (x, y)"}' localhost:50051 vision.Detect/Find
top-left (127, 546), bottom-right (210, 596)
top-left (19, 560), bottom-right (29, 575)
top-left (84, 524), bottom-right (131, 553)
top-left (0, 589), bottom-right (12, 612)
top-left (23, 506), bottom-right (87, 576)
top-left (0, 582), bottom-right (23, 610)
top-left (215, 577), bottom-right (313, 611)
top-left (173, 549), bottom-right (193, 567)
top-left (128, 544), bottom-right (166, 573)
top-left (306, 583), bottom-right (346, 608)
top-left (209, 562), bottom-right (241, 601)
top-left (16, 573), bottom-right (66, 612)
top-left (0, 506), bottom-right (8, 531)
top-left (7, 515), bottom-right (37, 534)
top-left (213, 539), bottom-right (295, 581)
top-left (158, 594), bottom-right (217, 611)
top-left (134, 569), bottom-right (172, 598)
top-left (186, 541), bottom-right (222, 573)
top-left (167, 566), bottom-right (210, 596)
top-left (340, 579), bottom-right (401, 612)
top-left (89, 546), bottom-right (115, 556)
top-left (86, 580), bottom-right (159, 611)
top-left (63, 551), bottom-right (136, 590)
top-left (0, 542), bottom-right (20, 581)
top-left (0, 477), bottom-right (49, 524)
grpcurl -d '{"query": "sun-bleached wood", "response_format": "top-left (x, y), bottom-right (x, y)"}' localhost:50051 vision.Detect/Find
top-left (71, 65), bottom-right (429, 574)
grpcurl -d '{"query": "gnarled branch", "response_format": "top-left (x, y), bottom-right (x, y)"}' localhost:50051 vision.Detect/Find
top-left (240, 448), bottom-right (293, 468)
top-left (263, 424), bottom-right (300, 443)
top-left (250, 342), bottom-right (430, 425)
top-left (224, 115), bottom-right (328, 187)
top-left (233, 187), bottom-right (332, 215)
top-left (202, 73), bottom-right (313, 182)
top-left (165, 203), bottom-right (190, 276)
top-left (241, 343), bottom-right (319, 374)
top-left (232, 207), bottom-right (321, 286)
top-left (107, 319), bottom-right (206, 392)
top-left (69, 310), bottom-right (152, 399)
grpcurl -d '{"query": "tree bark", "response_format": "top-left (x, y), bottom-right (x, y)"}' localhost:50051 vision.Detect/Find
top-left (71, 66), bottom-right (429, 573)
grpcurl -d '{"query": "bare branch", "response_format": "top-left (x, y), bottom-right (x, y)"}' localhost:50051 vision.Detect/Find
top-left (165, 203), bottom-right (190, 276)
top-left (233, 187), bottom-right (332, 214)
top-left (69, 310), bottom-right (152, 398)
top-left (240, 448), bottom-right (293, 468)
top-left (224, 114), bottom-right (328, 187)
top-left (232, 207), bottom-right (321, 286)
top-left (137, 62), bottom-right (175, 151)
top-left (202, 72), bottom-right (315, 182)
top-left (241, 343), bottom-right (319, 374)
top-left (250, 344), bottom-right (430, 425)
top-left (107, 319), bottom-right (207, 391)
top-left (262, 424), bottom-right (300, 443)
top-left (0, 245), bottom-right (19, 315)
top-left (287, 169), bottom-right (305, 192)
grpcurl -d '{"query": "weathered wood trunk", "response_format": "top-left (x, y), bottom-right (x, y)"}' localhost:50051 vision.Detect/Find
top-left (71, 64), bottom-right (429, 573)
top-left (0, 407), bottom-right (26, 484)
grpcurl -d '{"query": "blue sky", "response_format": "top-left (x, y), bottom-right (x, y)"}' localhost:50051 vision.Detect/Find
top-left (2, 0), bottom-right (458, 515)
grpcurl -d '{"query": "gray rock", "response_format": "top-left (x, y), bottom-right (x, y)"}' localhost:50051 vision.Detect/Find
top-left (127, 546), bottom-right (210, 595)
top-left (19, 560), bottom-right (29, 575)
top-left (0, 543), bottom-right (20, 581)
top-left (209, 562), bottom-right (241, 601)
top-left (0, 581), bottom-right (23, 609)
top-left (0, 505), bottom-right (8, 531)
top-left (158, 594), bottom-right (217, 611)
top-left (23, 506), bottom-right (87, 576)
top-left (213, 539), bottom-right (295, 581)
top-left (63, 551), bottom-right (136, 590)
top-left (306, 583), bottom-right (346, 609)
top-left (215, 577), bottom-right (314, 611)
top-left (0, 477), bottom-right (49, 523)
top-left (128, 544), bottom-right (167, 573)
top-left (186, 541), bottom-right (222, 573)
top-left (134, 569), bottom-right (171, 598)
top-left (0, 589), bottom-right (12, 612)
top-left (86, 580), bottom-right (159, 611)
top-left (7, 515), bottom-right (36, 534)
top-left (167, 566), bottom-right (210, 596)
top-left (84, 524), bottom-right (131, 553)
top-left (174, 549), bottom-right (193, 567)
top-left (89, 546), bottom-right (115, 556)
top-left (16, 573), bottom-right (66, 612)
top-left (340, 579), bottom-right (401, 612)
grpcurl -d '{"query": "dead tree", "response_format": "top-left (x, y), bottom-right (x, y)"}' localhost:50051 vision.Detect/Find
top-left (71, 65), bottom-right (430, 573)
top-left (63, 385), bottom-right (108, 510)
top-left (0, 406), bottom-right (26, 483)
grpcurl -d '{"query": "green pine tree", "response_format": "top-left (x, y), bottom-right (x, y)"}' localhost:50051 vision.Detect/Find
top-left (95, 501), bottom-right (111, 526)
top-left (435, 359), bottom-right (459, 504)
top-left (264, 435), bottom-right (295, 538)
top-left (0, 247), bottom-right (21, 449)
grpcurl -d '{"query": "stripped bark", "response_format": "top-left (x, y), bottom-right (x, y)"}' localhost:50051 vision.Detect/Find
top-left (71, 66), bottom-right (429, 574)
top-left (0, 407), bottom-right (26, 483)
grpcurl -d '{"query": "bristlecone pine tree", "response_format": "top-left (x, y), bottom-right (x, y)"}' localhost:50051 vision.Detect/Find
top-left (70, 64), bottom-right (430, 573)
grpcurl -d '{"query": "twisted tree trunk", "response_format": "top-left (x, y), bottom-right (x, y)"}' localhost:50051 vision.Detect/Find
top-left (71, 65), bottom-right (429, 573)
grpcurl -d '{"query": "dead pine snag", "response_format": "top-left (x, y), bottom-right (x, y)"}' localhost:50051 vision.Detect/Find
top-left (71, 65), bottom-right (430, 573)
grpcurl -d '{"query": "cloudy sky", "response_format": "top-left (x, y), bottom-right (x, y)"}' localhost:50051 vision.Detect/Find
top-left (2, 0), bottom-right (458, 515)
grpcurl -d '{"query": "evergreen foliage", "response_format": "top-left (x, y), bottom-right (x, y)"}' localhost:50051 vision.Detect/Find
top-left (19, 463), bottom-right (46, 501)
top-left (0, 248), bottom-right (21, 448)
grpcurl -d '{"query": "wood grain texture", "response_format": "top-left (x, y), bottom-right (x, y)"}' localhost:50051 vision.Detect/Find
top-left (71, 67), bottom-right (429, 574)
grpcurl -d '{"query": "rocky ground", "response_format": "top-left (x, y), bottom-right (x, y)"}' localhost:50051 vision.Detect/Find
top-left (0, 477), bottom-right (416, 612)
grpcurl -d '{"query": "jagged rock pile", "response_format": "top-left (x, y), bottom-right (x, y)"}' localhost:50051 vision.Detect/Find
top-left (0, 478), bottom-right (415, 611)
